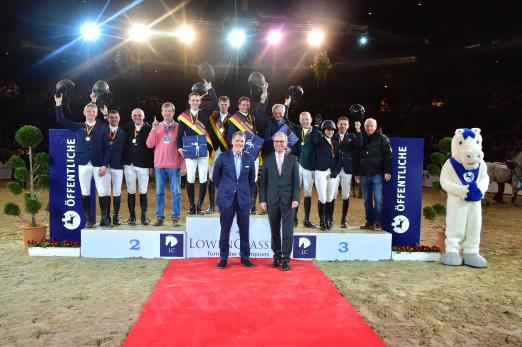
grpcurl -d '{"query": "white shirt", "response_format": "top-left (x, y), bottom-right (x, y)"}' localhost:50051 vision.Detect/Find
top-left (339, 132), bottom-right (345, 142)
top-left (220, 112), bottom-right (228, 123)
top-left (110, 126), bottom-right (118, 133)
top-left (135, 124), bottom-right (143, 131)
top-left (190, 110), bottom-right (198, 117)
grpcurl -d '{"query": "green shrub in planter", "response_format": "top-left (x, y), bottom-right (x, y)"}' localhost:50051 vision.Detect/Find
top-left (4, 126), bottom-right (49, 227)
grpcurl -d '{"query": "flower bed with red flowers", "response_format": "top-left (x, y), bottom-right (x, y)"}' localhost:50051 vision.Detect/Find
top-left (27, 238), bottom-right (80, 248)
top-left (392, 245), bottom-right (441, 253)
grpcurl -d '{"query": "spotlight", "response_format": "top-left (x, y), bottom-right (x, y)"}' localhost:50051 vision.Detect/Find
top-left (177, 25), bottom-right (196, 44)
top-left (129, 23), bottom-right (150, 42)
top-left (81, 22), bottom-right (100, 41)
top-left (228, 29), bottom-right (246, 48)
top-left (307, 29), bottom-right (325, 47)
top-left (359, 36), bottom-right (368, 45)
top-left (267, 30), bottom-right (283, 45)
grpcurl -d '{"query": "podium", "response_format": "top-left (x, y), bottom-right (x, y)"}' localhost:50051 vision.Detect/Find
top-left (81, 215), bottom-right (391, 260)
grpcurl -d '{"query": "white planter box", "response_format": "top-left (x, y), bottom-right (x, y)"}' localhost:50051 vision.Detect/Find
top-left (392, 251), bottom-right (440, 262)
top-left (28, 247), bottom-right (81, 257)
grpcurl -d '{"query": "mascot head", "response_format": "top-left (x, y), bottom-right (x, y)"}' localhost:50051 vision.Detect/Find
top-left (451, 128), bottom-right (484, 170)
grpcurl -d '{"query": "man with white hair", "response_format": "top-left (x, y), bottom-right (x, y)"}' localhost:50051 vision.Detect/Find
top-left (359, 118), bottom-right (392, 231)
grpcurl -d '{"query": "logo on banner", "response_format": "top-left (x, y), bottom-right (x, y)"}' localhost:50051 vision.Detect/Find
top-left (391, 215), bottom-right (410, 234)
top-left (463, 171), bottom-right (475, 182)
top-left (293, 236), bottom-right (316, 259)
top-left (61, 211), bottom-right (81, 230)
top-left (160, 234), bottom-right (184, 257)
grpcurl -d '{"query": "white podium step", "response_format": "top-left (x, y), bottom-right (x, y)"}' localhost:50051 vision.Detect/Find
top-left (80, 216), bottom-right (392, 260)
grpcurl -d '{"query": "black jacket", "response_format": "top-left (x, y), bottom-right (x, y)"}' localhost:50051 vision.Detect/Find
top-left (332, 131), bottom-right (363, 174)
top-left (359, 130), bottom-right (392, 176)
top-left (123, 123), bottom-right (154, 168)
top-left (108, 127), bottom-right (127, 170)
top-left (312, 133), bottom-right (342, 174)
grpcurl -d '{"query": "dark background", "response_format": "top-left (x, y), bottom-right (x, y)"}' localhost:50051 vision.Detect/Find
top-left (1, 0), bottom-right (521, 162)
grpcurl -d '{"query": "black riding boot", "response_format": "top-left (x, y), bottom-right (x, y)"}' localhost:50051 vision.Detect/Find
top-left (329, 199), bottom-right (335, 229)
top-left (82, 195), bottom-right (94, 228)
top-left (187, 182), bottom-right (196, 214)
top-left (99, 196), bottom-right (112, 228)
top-left (324, 202), bottom-right (332, 230)
top-left (303, 196), bottom-right (316, 228)
top-left (340, 198), bottom-right (349, 228)
top-left (140, 193), bottom-right (150, 225)
top-left (127, 193), bottom-right (136, 225)
top-left (196, 182), bottom-right (207, 214)
top-left (206, 181), bottom-right (215, 214)
top-left (318, 201), bottom-right (327, 231)
top-left (112, 196), bottom-right (122, 226)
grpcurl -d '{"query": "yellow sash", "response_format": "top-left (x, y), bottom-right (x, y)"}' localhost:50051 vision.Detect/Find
top-left (209, 112), bottom-right (229, 150)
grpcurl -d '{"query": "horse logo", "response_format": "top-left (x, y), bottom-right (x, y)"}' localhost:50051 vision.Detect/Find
top-left (463, 171), bottom-right (475, 182)
top-left (165, 235), bottom-right (178, 247)
top-left (391, 215), bottom-right (410, 234)
top-left (62, 210), bottom-right (81, 230)
top-left (298, 237), bottom-right (311, 249)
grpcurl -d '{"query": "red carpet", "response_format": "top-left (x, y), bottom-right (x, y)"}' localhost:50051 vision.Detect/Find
top-left (124, 258), bottom-right (385, 347)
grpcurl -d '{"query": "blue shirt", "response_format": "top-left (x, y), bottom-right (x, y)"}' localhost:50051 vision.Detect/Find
top-left (234, 151), bottom-right (242, 180)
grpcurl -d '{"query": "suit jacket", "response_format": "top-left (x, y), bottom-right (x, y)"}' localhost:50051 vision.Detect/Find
top-left (55, 106), bottom-right (110, 167)
top-left (312, 134), bottom-right (342, 173)
top-left (226, 100), bottom-right (268, 145)
top-left (260, 153), bottom-right (300, 208)
top-left (332, 131), bottom-right (363, 174)
top-left (123, 123), bottom-right (154, 168)
top-left (108, 127), bottom-right (127, 170)
top-left (212, 150), bottom-right (256, 209)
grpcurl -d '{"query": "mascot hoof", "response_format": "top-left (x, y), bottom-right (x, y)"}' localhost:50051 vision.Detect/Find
top-left (463, 253), bottom-right (487, 268)
top-left (441, 252), bottom-right (462, 266)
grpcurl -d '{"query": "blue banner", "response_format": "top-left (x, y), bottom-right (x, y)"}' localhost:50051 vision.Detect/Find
top-left (49, 129), bottom-right (95, 241)
top-left (382, 137), bottom-right (424, 246)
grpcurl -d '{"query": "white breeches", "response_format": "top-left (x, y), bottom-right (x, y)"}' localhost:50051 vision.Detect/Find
top-left (208, 148), bottom-right (223, 181)
top-left (335, 168), bottom-right (352, 200)
top-left (299, 165), bottom-right (314, 197)
top-left (78, 162), bottom-right (109, 197)
top-left (186, 157), bottom-right (209, 184)
top-left (124, 165), bottom-right (150, 194)
top-left (445, 195), bottom-right (482, 254)
top-left (314, 169), bottom-right (339, 204)
top-left (254, 157), bottom-right (259, 182)
top-left (107, 168), bottom-right (124, 196)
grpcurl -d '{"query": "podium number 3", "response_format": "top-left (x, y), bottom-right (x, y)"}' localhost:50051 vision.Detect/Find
top-left (338, 242), bottom-right (349, 253)
top-left (130, 239), bottom-right (140, 250)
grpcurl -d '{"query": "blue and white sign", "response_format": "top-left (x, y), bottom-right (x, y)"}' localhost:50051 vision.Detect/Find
top-left (292, 235), bottom-right (316, 259)
top-left (314, 231), bottom-right (392, 261)
top-left (160, 233), bottom-right (185, 258)
top-left (382, 137), bottom-right (424, 246)
top-left (182, 135), bottom-right (208, 158)
top-left (185, 216), bottom-right (273, 258)
top-left (49, 129), bottom-right (95, 241)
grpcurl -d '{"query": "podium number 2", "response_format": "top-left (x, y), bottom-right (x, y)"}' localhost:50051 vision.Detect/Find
top-left (130, 239), bottom-right (140, 250)
top-left (338, 242), bottom-right (348, 253)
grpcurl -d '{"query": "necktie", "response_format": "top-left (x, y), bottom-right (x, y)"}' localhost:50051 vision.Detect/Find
top-left (277, 155), bottom-right (283, 175)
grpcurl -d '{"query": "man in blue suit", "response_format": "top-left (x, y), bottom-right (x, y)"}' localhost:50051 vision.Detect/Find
top-left (212, 131), bottom-right (256, 268)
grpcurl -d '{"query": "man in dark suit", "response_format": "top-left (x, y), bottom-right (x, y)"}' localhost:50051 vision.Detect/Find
top-left (259, 132), bottom-right (300, 271)
top-left (212, 131), bottom-right (256, 269)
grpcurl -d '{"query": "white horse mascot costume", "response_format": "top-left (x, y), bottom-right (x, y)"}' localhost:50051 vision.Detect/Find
top-left (440, 128), bottom-right (490, 268)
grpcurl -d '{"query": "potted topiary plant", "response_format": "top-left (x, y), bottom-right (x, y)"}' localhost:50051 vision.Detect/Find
top-left (4, 125), bottom-right (49, 246)
top-left (423, 136), bottom-right (452, 250)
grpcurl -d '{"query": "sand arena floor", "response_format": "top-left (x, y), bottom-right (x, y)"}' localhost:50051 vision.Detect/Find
top-left (0, 184), bottom-right (520, 346)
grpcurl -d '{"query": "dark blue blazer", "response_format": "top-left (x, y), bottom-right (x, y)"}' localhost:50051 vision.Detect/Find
top-left (108, 127), bottom-right (127, 170)
top-left (332, 131), bottom-right (363, 174)
top-left (226, 100), bottom-right (268, 145)
top-left (176, 88), bottom-right (218, 149)
top-left (55, 106), bottom-right (110, 167)
top-left (212, 150), bottom-right (255, 209)
top-left (312, 134), bottom-right (342, 174)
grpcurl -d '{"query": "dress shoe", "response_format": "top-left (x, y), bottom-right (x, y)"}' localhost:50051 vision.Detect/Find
top-left (153, 217), bottom-right (164, 226)
top-left (271, 259), bottom-right (281, 267)
top-left (282, 262), bottom-right (290, 271)
top-left (303, 220), bottom-right (316, 228)
top-left (217, 259), bottom-right (227, 269)
top-left (340, 220), bottom-right (347, 228)
top-left (373, 222), bottom-right (382, 231)
top-left (360, 222), bottom-right (374, 230)
top-left (127, 217), bottom-right (136, 226)
top-left (141, 215), bottom-right (150, 226)
top-left (240, 258), bottom-right (255, 267)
